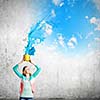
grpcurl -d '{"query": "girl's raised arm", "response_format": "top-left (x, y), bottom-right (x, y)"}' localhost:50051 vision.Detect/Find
top-left (29, 60), bottom-right (41, 80)
top-left (13, 59), bottom-right (24, 78)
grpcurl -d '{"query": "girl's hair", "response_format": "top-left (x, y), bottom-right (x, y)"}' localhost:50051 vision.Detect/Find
top-left (22, 66), bottom-right (31, 76)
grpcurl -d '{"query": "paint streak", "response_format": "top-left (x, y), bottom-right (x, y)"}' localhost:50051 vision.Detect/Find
top-left (25, 16), bottom-right (52, 56)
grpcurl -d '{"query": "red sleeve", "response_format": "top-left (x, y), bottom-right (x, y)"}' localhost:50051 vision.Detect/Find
top-left (31, 82), bottom-right (35, 93)
top-left (19, 80), bottom-right (24, 95)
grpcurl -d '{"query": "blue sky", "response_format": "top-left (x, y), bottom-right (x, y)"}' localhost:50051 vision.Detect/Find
top-left (27, 0), bottom-right (100, 57)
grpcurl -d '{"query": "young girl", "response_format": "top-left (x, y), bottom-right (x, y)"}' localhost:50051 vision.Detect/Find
top-left (13, 57), bottom-right (41, 100)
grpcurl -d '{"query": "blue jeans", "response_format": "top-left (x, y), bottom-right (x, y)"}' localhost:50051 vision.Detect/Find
top-left (19, 97), bottom-right (33, 100)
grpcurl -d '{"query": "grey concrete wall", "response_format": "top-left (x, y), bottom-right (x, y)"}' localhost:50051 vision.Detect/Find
top-left (0, 0), bottom-right (100, 99)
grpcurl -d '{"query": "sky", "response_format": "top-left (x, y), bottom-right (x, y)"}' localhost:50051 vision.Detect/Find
top-left (25, 0), bottom-right (100, 57)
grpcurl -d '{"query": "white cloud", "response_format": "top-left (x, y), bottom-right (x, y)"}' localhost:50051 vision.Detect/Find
top-left (41, 21), bottom-right (53, 35)
top-left (85, 16), bottom-right (89, 19)
top-left (77, 32), bottom-right (83, 39)
top-left (67, 41), bottom-right (75, 48)
top-left (87, 37), bottom-right (100, 51)
top-left (67, 0), bottom-right (76, 7)
top-left (52, 0), bottom-right (61, 6)
top-left (59, 2), bottom-right (64, 7)
top-left (67, 36), bottom-right (78, 48)
top-left (90, 17), bottom-right (100, 31)
top-left (70, 36), bottom-right (78, 44)
top-left (95, 25), bottom-right (100, 31)
top-left (90, 17), bottom-right (97, 24)
top-left (45, 23), bottom-right (53, 35)
top-left (93, 0), bottom-right (100, 11)
top-left (51, 9), bottom-right (56, 17)
top-left (57, 34), bottom-right (65, 47)
top-left (87, 43), bottom-right (91, 48)
top-left (87, 44), bottom-right (91, 49)
top-left (65, 16), bottom-right (72, 20)
top-left (85, 32), bottom-right (94, 39)
top-left (52, 0), bottom-right (64, 7)
top-left (68, 16), bottom-right (71, 19)
top-left (94, 37), bottom-right (100, 42)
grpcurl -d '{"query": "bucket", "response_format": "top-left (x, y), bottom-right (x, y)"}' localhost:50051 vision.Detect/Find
top-left (24, 54), bottom-right (30, 62)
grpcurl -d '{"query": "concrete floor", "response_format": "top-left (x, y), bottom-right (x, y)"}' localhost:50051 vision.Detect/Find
top-left (0, 98), bottom-right (100, 100)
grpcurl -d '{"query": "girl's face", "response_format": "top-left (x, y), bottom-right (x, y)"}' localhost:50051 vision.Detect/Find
top-left (24, 66), bottom-right (30, 75)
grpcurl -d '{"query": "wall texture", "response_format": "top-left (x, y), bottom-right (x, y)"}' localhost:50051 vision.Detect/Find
top-left (0, 0), bottom-right (100, 99)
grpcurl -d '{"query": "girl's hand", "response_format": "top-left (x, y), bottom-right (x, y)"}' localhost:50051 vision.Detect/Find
top-left (29, 60), bottom-right (32, 63)
top-left (29, 60), bottom-right (35, 66)
top-left (23, 55), bottom-right (25, 61)
top-left (18, 56), bottom-right (24, 65)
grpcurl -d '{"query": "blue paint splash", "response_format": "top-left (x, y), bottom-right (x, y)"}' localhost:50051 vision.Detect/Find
top-left (25, 16), bottom-right (51, 56)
